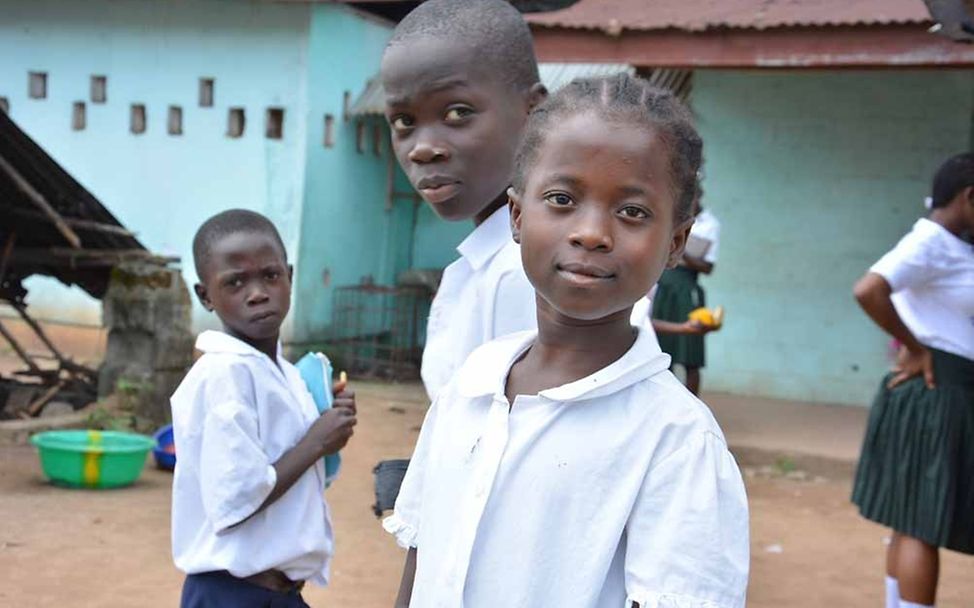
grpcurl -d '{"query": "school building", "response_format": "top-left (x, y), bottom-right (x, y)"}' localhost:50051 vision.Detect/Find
top-left (527, 0), bottom-right (974, 405)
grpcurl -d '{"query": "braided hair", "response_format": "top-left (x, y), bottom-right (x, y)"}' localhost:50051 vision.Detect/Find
top-left (513, 73), bottom-right (702, 223)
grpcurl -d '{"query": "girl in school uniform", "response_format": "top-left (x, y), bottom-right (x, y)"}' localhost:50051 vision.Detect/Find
top-left (651, 192), bottom-right (721, 395)
top-left (385, 74), bottom-right (749, 608)
top-left (851, 153), bottom-right (974, 608)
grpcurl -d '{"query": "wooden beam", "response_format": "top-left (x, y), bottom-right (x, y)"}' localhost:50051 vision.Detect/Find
top-left (0, 155), bottom-right (82, 249)
top-left (0, 233), bottom-right (15, 288)
top-left (9, 248), bottom-right (178, 268)
top-left (530, 24), bottom-right (974, 68)
top-left (0, 318), bottom-right (42, 374)
top-left (5, 207), bottom-right (135, 237)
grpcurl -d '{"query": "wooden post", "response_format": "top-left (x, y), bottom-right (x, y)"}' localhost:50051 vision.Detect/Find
top-left (0, 155), bottom-right (82, 249)
top-left (0, 318), bottom-right (41, 374)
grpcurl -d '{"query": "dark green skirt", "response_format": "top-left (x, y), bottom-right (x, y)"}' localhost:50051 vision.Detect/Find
top-left (851, 348), bottom-right (974, 554)
top-left (652, 266), bottom-right (706, 368)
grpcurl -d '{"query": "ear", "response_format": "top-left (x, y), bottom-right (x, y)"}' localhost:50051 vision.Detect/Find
top-left (666, 217), bottom-right (694, 269)
top-left (287, 264), bottom-right (294, 283)
top-left (964, 185), bottom-right (974, 205)
top-left (194, 283), bottom-right (214, 311)
top-left (508, 187), bottom-right (523, 244)
top-left (525, 82), bottom-right (548, 112)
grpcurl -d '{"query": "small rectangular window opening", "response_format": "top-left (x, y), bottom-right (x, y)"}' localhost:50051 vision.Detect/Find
top-left (0, 97), bottom-right (9, 113)
top-left (265, 107), bottom-right (284, 140)
top-left (168, 105), bottom-right (183, 135)
top-left (130, 104), bottom-right (146, 134)
top-left (343, 91), bottom-right (351, 122)
top-left (355, 120), bottom-right (365, 154)
top-left (199, 78), bottom-right (215, 107)
top-left (72, 102), bottom-right (86, 131)
top-left (324, 114), bottom-right (335, 148)
top-left (90, 75), bottom-right (107, 103)
top-left (227, 107), bottom-right (245, 138)
top-left (29, 72), bottom-right (47, 99)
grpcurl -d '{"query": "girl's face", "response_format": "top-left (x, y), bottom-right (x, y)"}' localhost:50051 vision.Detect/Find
top-left (511, 111), bottom-right (692, 322)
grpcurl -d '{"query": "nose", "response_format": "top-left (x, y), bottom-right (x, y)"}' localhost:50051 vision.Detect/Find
top-left (569, 207), bottom-right (613, 252)
top-left (246, 284), bottom-right (270, 306)
top-left (407, 131), bottom-right (450, 164)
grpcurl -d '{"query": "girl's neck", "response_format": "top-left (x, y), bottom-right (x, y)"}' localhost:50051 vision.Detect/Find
top-left (529, 300), bottom-right (637, 383)
top-left (929, 205), bottom-right (967, 238)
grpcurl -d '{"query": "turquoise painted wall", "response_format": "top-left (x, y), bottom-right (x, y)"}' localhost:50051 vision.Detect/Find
top-left (693, 69), bottom-right (974, 406)
top-left (411, 204), bottom-right (470, 270)
top-left (291, 5), bottom-right (405, 340)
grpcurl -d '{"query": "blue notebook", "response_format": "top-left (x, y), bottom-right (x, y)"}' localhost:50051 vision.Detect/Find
top-left (295, 352), bottom-right (342, 488)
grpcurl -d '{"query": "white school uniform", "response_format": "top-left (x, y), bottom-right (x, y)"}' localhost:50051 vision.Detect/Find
top-left (170, 330), bottom-right (333, 585)
top-left (422, 206), bottom-right (655, 401)
top-left (870, 217), bottom-right (974, 361)
top-left (386, 327), bottom-right (750, 608)
top-left (690, 208), bottom-right (721, 264)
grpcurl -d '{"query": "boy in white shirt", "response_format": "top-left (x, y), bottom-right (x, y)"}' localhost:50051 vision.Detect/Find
top-left (171, 209), bottom-right (356, 608)
top-left (386, 75), bottom-right (748, 608)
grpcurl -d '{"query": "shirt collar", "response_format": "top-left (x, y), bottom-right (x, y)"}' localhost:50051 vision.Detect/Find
top-left (196, 329), bottom-right (284, 361)
top-left (456, 326), bottom-right (672, 403)
top-left (456, 205), bottom-right (514, 271)
top-left (916, 217), bottom-right (973, 254)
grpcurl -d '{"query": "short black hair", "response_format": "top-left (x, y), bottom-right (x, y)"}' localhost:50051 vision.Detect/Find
top-left (931, 152), bottom-right (974, 208)
top-left (386, 0), bottom-right (540, 92)
top-left (513, 73), bottom-right (703, 223)
top-left (192, 209), bottom-right (287, 281)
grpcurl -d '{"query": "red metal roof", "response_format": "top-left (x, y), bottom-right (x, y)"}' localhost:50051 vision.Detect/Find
top-left (527, 0), bottom-right (931, 33)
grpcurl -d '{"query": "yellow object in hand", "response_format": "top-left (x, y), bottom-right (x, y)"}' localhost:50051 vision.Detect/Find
top-left (339, 370), bottom-right (348, 385)
top-left (688, 306), bottom-right (724, 329)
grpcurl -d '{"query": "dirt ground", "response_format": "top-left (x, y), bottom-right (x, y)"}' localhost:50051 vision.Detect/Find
top-left (2, 379), bottom-right (973, 607)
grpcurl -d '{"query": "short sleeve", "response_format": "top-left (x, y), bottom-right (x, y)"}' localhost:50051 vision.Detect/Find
top-left (870, 230), bottom-right (944, 292)
top-left (383, 398), bottom-right (441, 549)
top-left (625, 432), bottom-right (749, 608)
top-left (491, 268), bottom-right (537, 339)
top-left (199, 399), bottom-right (277, 532)
top-left (704, 222), bottom-right (720, 265)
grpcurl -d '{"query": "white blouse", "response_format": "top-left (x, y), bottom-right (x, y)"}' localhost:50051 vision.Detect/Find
top-left (387, 328), bottom-right (750, 608)
top-left (871, 218), bottom-right (974, 361)
top-left (170, 331), bottom-right (333, 585)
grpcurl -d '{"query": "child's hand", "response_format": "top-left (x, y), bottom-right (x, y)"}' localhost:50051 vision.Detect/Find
top-left (332, 371), bottom-right (356, 415)
top-left (310, 407), bottom-right (357, 456)
top-left (682, 320), bottom-right (712, 335)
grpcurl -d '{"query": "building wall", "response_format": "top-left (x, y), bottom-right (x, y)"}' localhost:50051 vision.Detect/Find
top-left (693, 69), bottom-right (974, 405)
top-left (290, 5), bottom-right (405, 341)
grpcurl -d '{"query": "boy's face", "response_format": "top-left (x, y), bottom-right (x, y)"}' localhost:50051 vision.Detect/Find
top-left (382, 37), bottom-right (541, 221)
top-left (510, 112), bottom-right (691, 322)
top-left (194, 231), bottom-right (292, 347)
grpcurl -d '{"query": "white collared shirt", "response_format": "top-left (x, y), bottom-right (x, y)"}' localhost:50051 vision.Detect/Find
top-left (170, 330), bottom-right (333, 585)
top-left (691, 209), bottom-right (721, 264)
top-left (387, 328), bottom-right (750, 608)
top-left (871, 218), bottom-right (974, 361)
top-left (422, 206), bottom-right (657, 401)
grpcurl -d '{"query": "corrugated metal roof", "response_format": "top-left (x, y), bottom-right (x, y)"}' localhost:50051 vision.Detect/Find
top-left (527, 0), bottom-right (931, 33)
top-left (350, 62), bottom-right (635, 116)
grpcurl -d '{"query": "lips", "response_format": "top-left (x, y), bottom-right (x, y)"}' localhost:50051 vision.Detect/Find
top-left (250, 310), bottom-right (279, 323)
top-left (415, 175), bottom-right (461, 204)
top-left (556, 261), bottom-right (615, 286)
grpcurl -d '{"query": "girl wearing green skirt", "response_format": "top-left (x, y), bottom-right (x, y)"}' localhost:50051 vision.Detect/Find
top-left (851, 153), bottom-right (974, 608)
top-left (651, 197), bottom-right (720, 395)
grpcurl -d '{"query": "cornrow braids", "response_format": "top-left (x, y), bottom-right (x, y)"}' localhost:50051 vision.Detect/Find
top-left (513, 73), bottom-right (702, 223)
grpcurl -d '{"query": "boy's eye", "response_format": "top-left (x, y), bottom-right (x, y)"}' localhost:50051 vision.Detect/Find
top-left (620, 205), bottom-right (650, 219)
top-left (265, 270), bottom-right (280, 281)
top-left (390, 115), bottom-right (413, 131)
top-left (444, 107), bottom-right (473, 122)
top-left (225, 277), bottom-right (245, 288)
top-left (544, 192), bottom-right (574, 207)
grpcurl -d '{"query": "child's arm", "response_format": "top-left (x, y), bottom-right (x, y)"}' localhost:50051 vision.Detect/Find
top-left (250, 404), bottom-right (356, 519)
top-left (623, 431), bottom-right (749, 607)
top-left (200, 388), bottom-right (356, 531)
top-left (393, 547), bottom-right (417, 608)
top-left (651, 319), bottom-right (711, 336)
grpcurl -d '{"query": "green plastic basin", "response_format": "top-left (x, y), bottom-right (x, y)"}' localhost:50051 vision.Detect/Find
top-left (30, 430), bottom-right (156, 489)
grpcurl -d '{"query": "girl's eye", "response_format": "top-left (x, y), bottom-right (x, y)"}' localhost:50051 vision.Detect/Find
top-left (544, 192), bottom-right (574, 207)
top-left (444, 107), bottom-right (473, 122)
top-left (390, 115), bottom-right (413, 131)
top-left (620, 205), bottom-right (650, 219)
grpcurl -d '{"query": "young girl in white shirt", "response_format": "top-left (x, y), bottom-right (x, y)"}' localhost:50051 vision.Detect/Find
top-left (385, 73), bottom-right (749, 608)
top-left (851, 153), bottom-right (974, 608)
